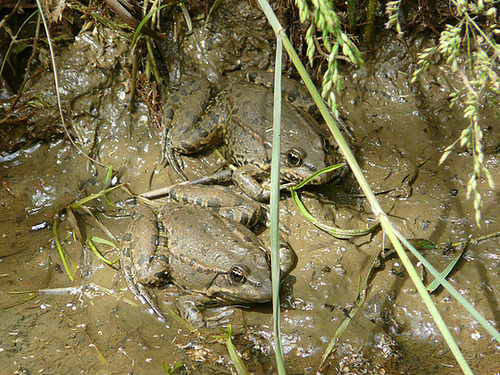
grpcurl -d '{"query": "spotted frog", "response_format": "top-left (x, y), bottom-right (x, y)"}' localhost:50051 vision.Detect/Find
top-left (121, 185), bottom-right (297, 328)
top-left (164, 71), bottom-right (344, 201)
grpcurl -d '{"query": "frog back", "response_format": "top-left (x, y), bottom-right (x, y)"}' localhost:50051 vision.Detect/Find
top-left (223, 82), bottom-right (273, 167)
top-left (224, 81), bottom-right (333, 181)
top-left (159, 203), bottom-right (272, 304)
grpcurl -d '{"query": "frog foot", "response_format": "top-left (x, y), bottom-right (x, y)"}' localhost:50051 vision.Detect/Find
top-left (123, 260), bottom-right (166, 321)
top-left (176, 294), bottom-right (234, 328)
top-left (135, 282), bottom-right (166, 321)
top-left (279, 240), bottom-right (298, 278)
top-left (205, 309), bottom-right (234, 328)
top-left (232, 164), bottom-right (272, 202)
top-left (165, 140), bottom-right (188, 180)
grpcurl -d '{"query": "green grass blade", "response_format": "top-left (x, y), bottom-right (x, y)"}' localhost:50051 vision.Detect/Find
top-left (179, 2), bottom-right (192, 33)
top-left (291, 188), bottom-right (379, 239)
top-left (292, 164), bottom-right (345, 189)
top-left (381, 217), bottom-right (473, 374)
top-left (426, 247), bottom-right (465, 293)
top-left (103, 193), bottom-right (117, 208)
top-left (290, 189), bottom-right (317, 223)
top-left (204, 0), bottom-right (223, 28)
top-left (396, 230), bottom-right (500, 343)
top-left (291, 165), bottom-right (379, 239)
top-left (103, 165), bottom-right (113, 186)
top-left (131, 4), bottom-right (169, 47)
top-left (269, 34), bottom-right (286, 375)
top-left (163, 360), bottom-right (185, 374)
top-left (87, 236), bottom-right (120, 266)
top-left (103, 165), bottom-right (117, 208)
top-left (52, 217), bottom-right (74, 282)
top-left (218, 325), bottom-right (248, 375)
top-left (70, 185), bottom-right (121, 210)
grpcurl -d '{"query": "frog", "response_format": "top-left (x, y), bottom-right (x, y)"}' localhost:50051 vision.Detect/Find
top-left (121, 185), bottom-right (297, 328)
top-left (163, 70), bottom-right (345, 202)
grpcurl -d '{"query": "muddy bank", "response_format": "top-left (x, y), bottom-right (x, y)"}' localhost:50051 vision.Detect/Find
top-left (1, 1), bottom-right (499, 374)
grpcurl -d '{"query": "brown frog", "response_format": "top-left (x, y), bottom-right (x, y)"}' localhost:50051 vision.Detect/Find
top-left (121, 185), bottom-right (297, 327)
top-left (163, 71), bottom-right (345, 201)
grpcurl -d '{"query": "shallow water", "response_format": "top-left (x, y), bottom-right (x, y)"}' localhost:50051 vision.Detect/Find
top-left (1, 3), bottom-right (500, 374)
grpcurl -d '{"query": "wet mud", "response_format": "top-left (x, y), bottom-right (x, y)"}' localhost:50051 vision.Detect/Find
top-left (1, 1), bottom-right (499, 374)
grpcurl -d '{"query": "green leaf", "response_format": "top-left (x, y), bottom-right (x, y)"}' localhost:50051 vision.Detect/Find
top-left (217, 325), bottom-right (248, 375)
top-left (53, 217), bottom-right (75, 282)
top-left (132, 4), bottom-right (170, 47)
top-left (427, 249), bottom-right (464, 293)
top-left (103, 165), bottom-right (113, 186)
top-left (70, 185), bottom-right (121, 210)
top-left (87, 237), bottom-right (120, 266)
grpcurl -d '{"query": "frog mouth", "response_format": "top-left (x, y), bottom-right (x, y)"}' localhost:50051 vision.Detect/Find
top-left (281, 165), bottom-right (333, 185)
top-left (214, 292), bottom-right (272, 304)
top-left (210, 281), bottom-right (272, 304)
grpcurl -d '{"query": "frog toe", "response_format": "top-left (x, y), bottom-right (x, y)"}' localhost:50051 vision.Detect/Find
top-left (134, 282), bottom-right (166, 321)
top-left (205, 308), bottom-right (234, 328)
top-left (279, 240), bottom-right (298, 278)
top-left (165, 146), bottom-right (188, 180)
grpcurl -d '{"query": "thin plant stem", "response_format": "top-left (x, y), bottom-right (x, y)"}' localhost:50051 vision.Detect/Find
top-left (255, 0), bottom-right (485, 373)
top-left (270, 33), bottom-right (286, 375)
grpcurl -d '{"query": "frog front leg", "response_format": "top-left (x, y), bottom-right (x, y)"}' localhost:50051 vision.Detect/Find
top-left (164, 81), bottom-right (228, 179)
top-left (121, 205), bottom-right (170, 319)
top-left (176, 293), bottom-right (211, 328)
top-left (232, 163), bottom-right (273, 202)
top-left (177, 293), bottom-right (234, 328)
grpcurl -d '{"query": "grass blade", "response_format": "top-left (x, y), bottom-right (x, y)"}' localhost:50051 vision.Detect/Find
top-left (217, 325), bottom-right (248, 375)
top-left (52, 217), bottom-right (74, 282)
top-left (269, 34), bottom-right (286, 375)
top-left (426, 244), bottom-right (465, 293)
top-left (87, 236), bottom-right (120, 266)
top-left (131, 4), bottom-right (169, 47)
top-left (70, 184), bottom-right (121, 210)
top-left (291, 188), bottom-right (375, 239)
top-left (396, 230), bottom-right (500, 344)
top-left (291, 166), bottom-right (380, 239)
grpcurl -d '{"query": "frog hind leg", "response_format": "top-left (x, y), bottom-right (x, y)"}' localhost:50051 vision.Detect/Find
top-left (121, 205), bottom-right (169, 320)
top-left (169, 184), bottom-right (265, 228)
top-left (122, 247), bottom-right (167, 321)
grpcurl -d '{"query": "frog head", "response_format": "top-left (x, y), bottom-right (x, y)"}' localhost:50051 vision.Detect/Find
top-left (207, 250), bottom-right (273, 304)
top-left (279, 123), bottom-right (344, 185)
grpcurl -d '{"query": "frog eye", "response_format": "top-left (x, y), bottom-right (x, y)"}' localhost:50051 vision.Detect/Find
top-left (230, 265), bottom-right (247, 284)
top-left (286, 148), bottom-right (304, 167)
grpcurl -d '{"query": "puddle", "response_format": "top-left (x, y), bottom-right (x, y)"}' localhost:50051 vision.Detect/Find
top-left (1, 1), bottom-right (499, 374)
